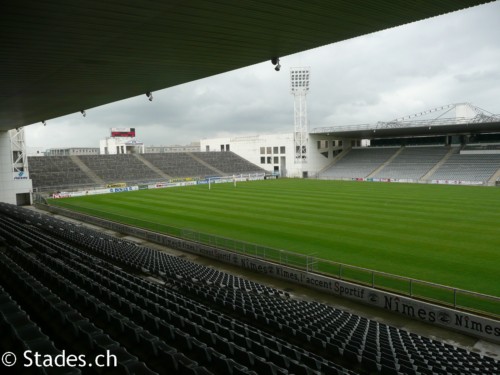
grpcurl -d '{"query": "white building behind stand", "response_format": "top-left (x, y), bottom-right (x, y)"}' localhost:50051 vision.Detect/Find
top-left (200, 132), bottom-right (346, 178)
top-left (100, 127), bottom-right (145, 154)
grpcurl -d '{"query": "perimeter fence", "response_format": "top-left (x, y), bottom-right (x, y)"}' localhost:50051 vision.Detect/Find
top-left (42, 201), bottom-right (500, 319)
top-left (182, 229), bottom-right (500, 319)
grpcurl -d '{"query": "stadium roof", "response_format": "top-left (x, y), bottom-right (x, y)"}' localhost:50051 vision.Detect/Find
top-left (0, 0), bottom-right (493, 131)
top-left (311, 120), bottom-right (500, 139)
top-left (311, 103), bottom-right (500, 138)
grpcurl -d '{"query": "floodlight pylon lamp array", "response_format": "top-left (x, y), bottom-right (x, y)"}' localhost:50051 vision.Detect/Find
top-left (290, 67), bottom-right (311, 164)
top-left (290, 67), bottom-right (310, 94)
top-left (146, 91), bottom-right (153, 101)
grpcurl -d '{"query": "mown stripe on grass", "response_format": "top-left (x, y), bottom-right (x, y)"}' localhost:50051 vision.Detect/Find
top-left (49, 180), bottom-right (500, 296)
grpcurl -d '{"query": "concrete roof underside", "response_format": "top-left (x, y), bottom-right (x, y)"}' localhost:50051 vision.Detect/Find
top-left (0, 0), bottom-right (492, 131)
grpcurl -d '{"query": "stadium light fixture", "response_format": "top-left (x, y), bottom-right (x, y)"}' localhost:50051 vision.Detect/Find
top-left (271, 57), bottom-right (281, 71)
top-left (80, 110), bottom-right (86, 117)
top-left (42, 120), bottom-right (46, 126)
top-left (146, 91), bottom-right (153, 101)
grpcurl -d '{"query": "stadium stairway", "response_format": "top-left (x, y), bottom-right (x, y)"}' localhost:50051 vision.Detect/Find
top-left (320, 148), bottom-right (399, 179)
top-left (133, 154), bottom-right (172, 180)
top-left (0, 203), bottom-right (498, 375)
top-left (366, 147), bottom-right (404, 179)
top-left (487, 167), bottom-right (500, 185)
top-left (419, 146), bottom-right (457, 182)
top-left (187, 153), bottom-right (225, 176)
top-left (317, 149), bottom-right (352, 176)
top-left (70, 155), bottom-right (105, 186)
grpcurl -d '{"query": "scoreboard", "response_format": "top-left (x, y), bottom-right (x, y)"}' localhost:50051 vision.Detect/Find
top-left (111, 127), bottom-right (135, 137)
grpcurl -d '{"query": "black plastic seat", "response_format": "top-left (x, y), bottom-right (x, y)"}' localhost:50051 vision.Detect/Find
top-left (361, 353), bottom-right (379, 372)
top-left (190, 338), bottom-right (212, 364)
top-left (288, 360), bottom-right (311, 375)
top-left (214, 336), bottom-right (235, 356)
top-left (198, 326), bottom-right (216, 346)
top-left (267, 349), bottom-right (289, 369)
top-left (233, 345), bottom-right (255, 368)
top-left (252, 356), bottom-right (280, 375)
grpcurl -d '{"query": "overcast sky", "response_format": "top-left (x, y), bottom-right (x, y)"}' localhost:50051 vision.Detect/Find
top-left (25, 1), bottom-right (500, 150)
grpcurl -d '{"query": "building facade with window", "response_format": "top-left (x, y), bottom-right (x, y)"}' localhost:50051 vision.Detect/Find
top-left (200, 133), bottom-right (343, 178)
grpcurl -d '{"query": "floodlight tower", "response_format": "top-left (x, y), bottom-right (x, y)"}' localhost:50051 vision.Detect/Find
top-left (290, 67), bottom-right (310, 163)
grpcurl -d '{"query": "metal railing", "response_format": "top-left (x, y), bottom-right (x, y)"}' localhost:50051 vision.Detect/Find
top-left (181, 228), bottom-right (499, 319)
top-left (44, 202), bottom-right (500, 319)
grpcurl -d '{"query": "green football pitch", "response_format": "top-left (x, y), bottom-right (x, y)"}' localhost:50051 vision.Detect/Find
top-left (49, 179), bottom-right (500, 298)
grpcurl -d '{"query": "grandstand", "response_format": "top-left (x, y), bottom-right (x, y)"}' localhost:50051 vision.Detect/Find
top-left (28, 152), bottom-right (265, 192)
top-left (0, 202), bottom-right (498, 375)
top-left (311, 103), bottom-right (500, 184)
top-left (430, 152), bottom-right (500, 182)
top-left (319, 145), bottom-right (500, 184)
top-left (28, 156), bottom-right (95, 189)
top-left (28, 145), bottom-right (498, 192)
top-left (191, 152), bottom-right (266, 175)
top-left (2, 3), bottom-right (500, 374)
top-left (372, 146), bottom-right (450, 181)
top-left (77, 154), bottom-right (161, 184)
top-left (140, 153), bottom-right (218, 179)
top-left (320, 148), bottom-right (399, 180)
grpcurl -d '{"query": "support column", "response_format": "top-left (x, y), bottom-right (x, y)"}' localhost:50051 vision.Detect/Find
top-left (0, 129), bottom-right (33, 205)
